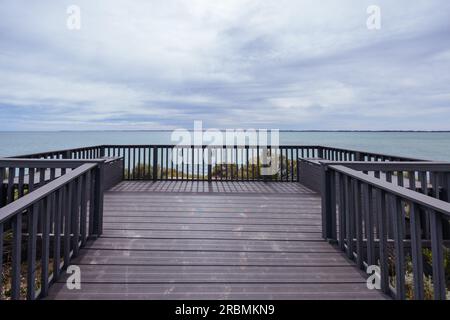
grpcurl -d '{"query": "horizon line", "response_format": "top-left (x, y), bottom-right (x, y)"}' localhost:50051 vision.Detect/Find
top-left (1, 130), bottom-right (450, 133)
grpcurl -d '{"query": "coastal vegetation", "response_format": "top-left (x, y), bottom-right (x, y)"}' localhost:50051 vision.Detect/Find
top-left (125, 155), bottom-right (297, 181)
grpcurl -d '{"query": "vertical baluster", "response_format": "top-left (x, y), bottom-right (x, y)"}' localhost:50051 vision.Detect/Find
top-left (409, 202), bottom-right (424, 300)
top-left (0, 167), bottom-right (5, 207)
top-left (89, 171), bottom-right (95, 236)
top-left (180, 148), bottom-right (184, 180)
top-left (442, 172), bottom-right (450, 202)
top-left (290, 148), bottom-right (294, 182)
top-left (377, 189), bottom-right (390, 294)
top-left (207, 147), bottom-right (212, 182)
top-left (7, 167), bottom-right (14, 204)
top-left (196, 148), bottom-right (200, 180)
top-left (200, 147), bottom-right (204, 181)
top-left (64, 183), bottom-right (72, 268)
top-left (213, 147), bottom-right (217, 181)
top-left (187, 147), bottom-right (190, 180)
top-left (80, 173), bottom-right (88, 245)
top-left (11, 211), bottom-right (22, 299)
top-left (345, 177), bottom-right (354, 259)
top-left (18, 168), bottom-right (25, 198)
top-left (364, 184), bottom-right (375, 265)
top-left (176, 148), bottom-right (179, 180)
top-left (285, 148), bottom-right (289, 182)
top-left (246, 146), bottom-right (249, 181)
top-left (431, 172), bottom-right (439, 199)
top-left (146, 147), bottom-right (150, 180)
top-left (153, 147), bottom-right (158, 181)
top-left (71, 178), bottom-right (82, 257)
top-left (250, 147), bottom-right (254, 181)
top-left (161, 147), bottom-right (165, 179)
top-left (328, 171), bottom-right (337, 240)
top-left (241, 147), bottom-right (244, 181)
top-left (256, 146), bottom-right (260, 181)
top-left (50, 167), bottom-right (56, 182)
top-left (41, 196), bottom-right (51, 297)
top-left (38, 167), bottom-right (45, 187)
top-left (429, 210), bottom-right (446, 300)
top-left (442, 173), bottom-right (450, 238)
top-left (28, 169), bottom-right (35, 193)
top-left (408, 171), bottom-right (416, 191)
top-left (191, 145), bottom-right (195, 181)
top-left (53, 188), bottom-right (63, 279)
top-left (132, 148), bottom-right (136, 180)
top-left (419, 172), bottom-right (430, 239)
top-left (48, 168), bottom-right (56, 237)
top-left (0, 223), bottom-right (3, 299)
top-left (141, 147), bottom-right (146, 178)
top-left (26, 202), bottom-right (39, 300)
top-left (354, 180), bottom-right (363, 269)
top-left (392, 195), bottom-right (405, 300)
top-left (140, 147), bottom-right (143, 179)
top-left (372, 171), bottom-right (380, 240)
top-left (168, 147), bottom-right (171, 180)
top-left (236, 147), bottom-right (239, 181)
top-left (337, 173), bottom-right (345, 251)
top-left (419, 171), bottom-right (428, 194)
top-left (236, 147), bottom-right (239, 180)
top-left (398, 171), bottom-right (404, 187)
top-left (127, 148), bottom-right (131, 180)
top-left (225, 147), bottom-right (229, 181)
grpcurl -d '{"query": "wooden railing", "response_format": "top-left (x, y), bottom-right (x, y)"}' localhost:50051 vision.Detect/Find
top-left (10, 144), bottom-right (422, 182)
top-left (0, 159), bottom-right (105, 300)
top-left (321, 162), bottom-right (450, 300)
top-left (319, 146), bottom-right (422, 162)
top-left (14, 146), bottom-right (104, 160)
top-left (0, 158), bottom-right (111, 206)
top-left (103, 145), bottom-right (324, 182)
top-left (3, 144), bottom-right (449, 300)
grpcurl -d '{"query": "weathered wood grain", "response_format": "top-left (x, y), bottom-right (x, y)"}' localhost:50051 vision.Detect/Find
top-left (47, 181), bottom-right (388, 300)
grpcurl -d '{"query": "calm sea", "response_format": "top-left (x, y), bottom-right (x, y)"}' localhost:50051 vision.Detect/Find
top-left (0, 131), bottom-right (449, 161)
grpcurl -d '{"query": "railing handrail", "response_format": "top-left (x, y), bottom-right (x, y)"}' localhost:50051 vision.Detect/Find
top-left (0, 163), bottom-right (97, 224)
top-left (0, 158), bottom-right (108, 168)
top-left (329, 164), bottom-right (450, 217)
top-left (8, 144), bottom-right (423, 162)
top-left (320, 161), bottom-right (450, 172)
top-left (101, 144), bottom-right (318, 148)
top-left (319, 145), bottom-right (423, 161)
top-left (10, 145), bottom-right (104, 159)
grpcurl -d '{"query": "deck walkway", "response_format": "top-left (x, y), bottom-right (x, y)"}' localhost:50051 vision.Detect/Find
top-left (47, 181), bottom-right (387, 299)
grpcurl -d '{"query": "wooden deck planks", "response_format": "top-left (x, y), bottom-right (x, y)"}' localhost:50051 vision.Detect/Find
top-left (46, 181), bottom-right (387, 300)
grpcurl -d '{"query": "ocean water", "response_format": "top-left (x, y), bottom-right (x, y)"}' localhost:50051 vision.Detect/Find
top-left (0, 131), bottom-right (449, 161)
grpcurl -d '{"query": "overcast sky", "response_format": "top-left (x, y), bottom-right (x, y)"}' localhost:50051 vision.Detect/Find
top-left (1, 0), bottom-right (449, 130)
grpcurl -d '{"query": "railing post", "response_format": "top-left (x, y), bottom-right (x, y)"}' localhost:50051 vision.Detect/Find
top-left (153, 147), bottom-right (158, 181)
top-left (100, 146), bottom-right (105, 158)
top-left (440, 173), bottom-right (450, 238)
top-left (317, 147), bottom-right (324, 159)
top-left (321, 163), bottom-right (336, 241)
top-left (92, 162), bottom-right (104, 236)
top-left (63, 150), bottom-right (71, 159)
top-left (207, 147), bottom-right (212, 182)
top-left (354, 151), bottom-right (364, 161)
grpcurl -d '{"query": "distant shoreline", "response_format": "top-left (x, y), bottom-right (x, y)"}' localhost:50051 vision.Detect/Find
top-left (1, 130), bottom-right (450, 133)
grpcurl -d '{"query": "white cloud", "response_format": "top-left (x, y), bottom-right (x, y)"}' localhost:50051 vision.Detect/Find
top-left (0, 0), bottom-right (450, 130)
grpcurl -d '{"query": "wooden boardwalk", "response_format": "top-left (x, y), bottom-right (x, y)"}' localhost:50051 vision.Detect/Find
top-left (47, 181), bottom-right (387, 300)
